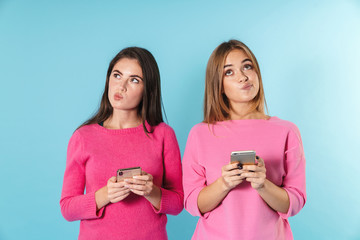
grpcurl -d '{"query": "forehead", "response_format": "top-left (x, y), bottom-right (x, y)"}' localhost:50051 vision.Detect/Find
top-left (225, 49), bottom-right (249, 64)
top-left (113, 58), bottom-right (143, 75)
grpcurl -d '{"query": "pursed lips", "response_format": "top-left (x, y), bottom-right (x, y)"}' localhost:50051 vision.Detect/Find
top-left (240, 84), bottom-right (253, 90)
top-left (114, 93), bottom-right (123, 100)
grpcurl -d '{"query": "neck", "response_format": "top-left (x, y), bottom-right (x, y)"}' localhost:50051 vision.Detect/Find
top-left (229, 102), bottom-right (265, 120)
top-left (104, 109), bottom-right (142, 129)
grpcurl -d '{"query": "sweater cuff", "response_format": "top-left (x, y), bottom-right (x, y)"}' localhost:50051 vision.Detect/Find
top-left (83, 191), bottom-right (105, 219)
top-left (151, 187), bottom-right (168, 214)
top-left (277, 188), bottom-right (292, 219)
top-left (185, 186), bottom-right (210, 219)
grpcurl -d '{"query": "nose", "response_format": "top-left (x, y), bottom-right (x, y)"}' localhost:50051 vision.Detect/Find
top-left (238, 70), bottom-right (248, 82)
top-left (119, 79), bottom-right (127, 92)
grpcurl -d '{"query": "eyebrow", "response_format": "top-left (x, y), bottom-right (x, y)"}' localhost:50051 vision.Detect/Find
top-left (112, 70), bottom-right (143, 80)
top-left (224, 58), bottom-right (252, 68)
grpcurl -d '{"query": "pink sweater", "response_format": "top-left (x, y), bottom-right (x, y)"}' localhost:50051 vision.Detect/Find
top-left (60, 122), bottom-right (184, 240)
top-left (182, 117), bottom-right (306, 240)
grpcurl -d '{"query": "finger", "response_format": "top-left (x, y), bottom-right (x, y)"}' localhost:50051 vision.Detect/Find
top-left (256, 156), bottom-right (265, 167)
top-left (242, 165), bottom-right (265, 173)
top-left (109, 181), bottom-right (127, 188)
top-left (227, 174), bottom-right (246, 182)
top-left (108, 176), bottom-right (117, 183)
top-left (241, 171), bottom-right (259, 178)
top-left (108, 185), bottom-right (128, 194)
top-left (109, 188), bottom-right (131, 198)
top-left (245, 177), bottom-right (264, 184)
top-left (223, 176), bottom-right (244, 187)
top-left (141, 170), bottom-right (148, 175)
top-left (111, 192), bottom-right (131, 202)
top-left (125, 183), bottom-right (147, 191)
top-left (245, 177), bottom-right (257, 183)
top-left (124, 178), bottom-right (147, 185)
top-left (133, 174), bottom-right (152, 181)
top-left (129, 188), bottom-right (147, 196)
top-left (225, 168), bottom-right (244, 177)
top-left (139, 171), bottom-right (153, 180)
top-left (242, 164), bottom-right (257, 172)
top-left (223, 162), bottom-right (240, 171)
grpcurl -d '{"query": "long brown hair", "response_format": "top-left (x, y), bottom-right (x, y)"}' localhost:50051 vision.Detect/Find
top-left (78, 47), bottom-right (164, 133)
top-left (203, 39), bottom-right (267, 124)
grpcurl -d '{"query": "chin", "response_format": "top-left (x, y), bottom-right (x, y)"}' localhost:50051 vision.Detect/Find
top-left (113, 105), bottom-right (138, 111)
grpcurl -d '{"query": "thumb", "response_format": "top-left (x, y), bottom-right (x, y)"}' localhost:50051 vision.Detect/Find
top-left (108, 176), bottom-right (117, 183)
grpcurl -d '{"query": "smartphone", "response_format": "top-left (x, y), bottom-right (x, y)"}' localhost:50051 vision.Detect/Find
top-left (230, 150), bottom-right (256, 165)
top-left (116, 167), bottom-right (142, 182)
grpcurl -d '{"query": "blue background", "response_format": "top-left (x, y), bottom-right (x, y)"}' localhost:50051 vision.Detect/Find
top-left (1, 0), bottom-right (360, 239)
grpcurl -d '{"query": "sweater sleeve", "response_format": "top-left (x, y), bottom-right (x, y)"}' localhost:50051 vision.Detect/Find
top-left (60, 130), bottom-right (105, 221)
top-left (152, 125), bottom-right (184, 215)
top-left (182, 127), bottom-right (210, 219)
top-left (278, 124), bottom-right (306, 219)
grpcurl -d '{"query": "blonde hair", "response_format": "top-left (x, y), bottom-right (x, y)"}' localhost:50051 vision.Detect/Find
top-left (203, 39), bottom-right (267, 124)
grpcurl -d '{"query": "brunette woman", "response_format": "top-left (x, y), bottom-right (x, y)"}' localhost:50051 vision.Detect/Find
top-left (60, 47), bottom-right (183, 240)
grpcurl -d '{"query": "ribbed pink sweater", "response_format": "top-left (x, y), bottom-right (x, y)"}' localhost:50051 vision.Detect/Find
top-left (183, 117), bottom-right (306, 240)
top-left (60, 122), bottom-right (184, 240)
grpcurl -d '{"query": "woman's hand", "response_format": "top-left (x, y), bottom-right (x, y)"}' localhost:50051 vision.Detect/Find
top-left (241, 156), bottom-right (290, 213)
top-left (124, 171), bottom-right (161, 209)
top-left (241, 156), bottom-right (266, 190)
top-left (107, 176), bottom-right (131, 203)
top-left (220, 162), bottom-right (246, 191)
top-left (124, 171), bottom-right (155, 196)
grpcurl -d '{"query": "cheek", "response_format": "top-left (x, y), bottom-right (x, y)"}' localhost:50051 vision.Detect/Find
top-left (130, 86), bottom-right (144, 101)
top-left (223, 78), bottom-right (232, 94)
top-left (250, 74), bottom-right (260, 89)
top-left (108, 80), bottom-right (115, 94)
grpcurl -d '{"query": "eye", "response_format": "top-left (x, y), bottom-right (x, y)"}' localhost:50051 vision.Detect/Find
top-left (224, 70), bottom-right (233, 76)
top-left (113, 73), bottom-right (121, 79)
top-left (130, 78), bottom-right (140, 84)
top-left (243, 64), bottom-right (253, 71)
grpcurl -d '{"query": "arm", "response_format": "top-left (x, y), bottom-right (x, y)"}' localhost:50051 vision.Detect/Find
top-left (60, 131), bottom-right (105, 221)
top-left (182, 127), bottom-right (206, 217)
top-left (124, 125), bottom-right (184, 215)
top-left (197, 163), bottom-right (245, 214)
top-left (154, 125), bottom-right (184, 214)
top-left (257, 179), bottom-right (289, 213)
top-left (280, 126), bottom-right (306, 218)
top-left (243, 126), bottom-right (306, 217)
top-left (241, 157), bottom-right (290, 213)
top-left (95, 177), bottom-right (131, 211)
top-left (183, 127), bottom-right (245, 217)
top-left (124, 172), bottom-right (162, 210)
top-left (60, 131), bottom-right (131, 221)
top-left (95, 186), bottom-right (109, 211)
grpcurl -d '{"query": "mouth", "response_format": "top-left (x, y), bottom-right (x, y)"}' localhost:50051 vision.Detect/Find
top-left (241, 84), bottom-right (253, 90)
top-left (114, 93), bottom-right (123, 101)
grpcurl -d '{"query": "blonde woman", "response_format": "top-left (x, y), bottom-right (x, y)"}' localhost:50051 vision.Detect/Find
top-left (183, 40), bottom-right (306, 240)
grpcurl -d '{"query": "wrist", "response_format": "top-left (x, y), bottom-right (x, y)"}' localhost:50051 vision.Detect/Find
top-left (218, 177), bottom-right (231, 193)
top-left (95, 186), bottom-right (110, 210)
top-left (145, 185), bottom-right (161, 209)
top-left (255, 179), bottom-right (267, 193)
top-left (149, 185), bottom-right (160, 197)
